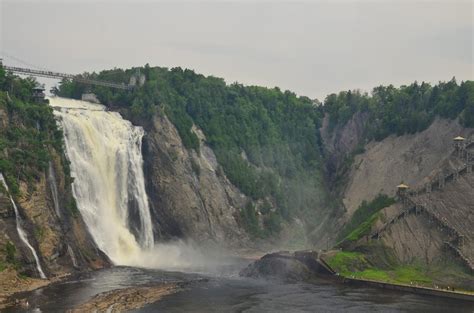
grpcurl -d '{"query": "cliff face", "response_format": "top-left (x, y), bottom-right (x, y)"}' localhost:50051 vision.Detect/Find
top-left (142, 112), bottom-right (249, 247)
top-left (320, 112), bottom-right (368, 190)
top-left (325, 115), bottom-right (474, 283)
top-left (134, 109), bottom-right (337, 251)
top-left (377, 168), bottom-right (474, 266)
top-left (140, 111), bottom-right (473, 255)
top-left (342, 118), bottom-right (468, 216)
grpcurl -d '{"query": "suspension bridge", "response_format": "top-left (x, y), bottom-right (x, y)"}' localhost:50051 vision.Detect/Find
top-left (0, 58), bottom-right (135, 91)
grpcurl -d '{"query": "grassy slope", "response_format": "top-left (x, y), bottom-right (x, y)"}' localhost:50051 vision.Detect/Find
top-left (327, 251), bottom-right (431, 284)
top-left (337, 194), bottom-right (395, 243)
top-left (326, 250), bottom-right (473, 291)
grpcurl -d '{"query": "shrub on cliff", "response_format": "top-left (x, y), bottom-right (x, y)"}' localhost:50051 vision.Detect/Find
top-left (0, 67), bottom-right (65, 195)
top-left (337, 194), bottom-right (396, 243)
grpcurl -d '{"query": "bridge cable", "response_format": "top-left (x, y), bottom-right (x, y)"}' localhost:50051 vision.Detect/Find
top-left (0, 51), bottom-right (51, 72)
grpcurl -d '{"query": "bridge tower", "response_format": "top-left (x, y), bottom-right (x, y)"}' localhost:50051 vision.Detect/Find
top-left (32, 85), bottom-right (46, 103)
top-left (129, 68), bottom-right (146, 88)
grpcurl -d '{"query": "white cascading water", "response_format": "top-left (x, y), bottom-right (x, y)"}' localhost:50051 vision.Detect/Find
top-left (0, 173), bottom-right (47, 279)
top-left (67, 244), bottom-right (79, 268)
top-left (49, 97), bottom-right (154, 265)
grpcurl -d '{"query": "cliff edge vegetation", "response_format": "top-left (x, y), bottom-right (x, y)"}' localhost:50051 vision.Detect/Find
top-left (0, 66), bottom-right (108, 306)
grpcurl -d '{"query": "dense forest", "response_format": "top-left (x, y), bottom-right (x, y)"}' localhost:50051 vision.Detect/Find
top-left (323, 78), bottom-right (474, 141)
top-left (0, 67), bottom-right (65, 197)
top-left (56, 66), bottom-right (473, 237)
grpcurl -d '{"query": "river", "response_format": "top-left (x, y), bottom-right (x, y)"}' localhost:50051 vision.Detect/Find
top-left (5, 260), bottom-right (472, 313)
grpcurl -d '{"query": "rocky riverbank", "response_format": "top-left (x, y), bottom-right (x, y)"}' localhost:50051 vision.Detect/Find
top-left (0, 269), bottom-right (68, 310)
top-left (68, 283), bottom-right (181, 312)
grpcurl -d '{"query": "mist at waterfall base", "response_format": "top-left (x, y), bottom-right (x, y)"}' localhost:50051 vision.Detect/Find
top-left (124, 240), bottom-right (243, 274)
top-left (50, 97), bottom-right (234, 272)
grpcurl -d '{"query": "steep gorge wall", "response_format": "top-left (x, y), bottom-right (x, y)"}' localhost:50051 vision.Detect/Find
top-left (327, 115), bottom-right (474, 281)
top-left (142, 112), bottom-right (249, 247)
top-left (374, 202), bottom-right (453, 265)
top-left (320, 112), bottom-right (368, 188)
top-left (341, 118), bottom-right (471, 216)
top-left (140, 110), bottom-right (473, 251)
top-left (413, 167), bottom-right (474, 263)
top-left (140, 111), bottom-right (334, 251)
top-left (376, 172), bottom-right (474, 268)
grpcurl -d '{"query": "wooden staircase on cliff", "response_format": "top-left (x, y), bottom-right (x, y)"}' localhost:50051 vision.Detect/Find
top-left (370, 135), bottom-right (474, 272)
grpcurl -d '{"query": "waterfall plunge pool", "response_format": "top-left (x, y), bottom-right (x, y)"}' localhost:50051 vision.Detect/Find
top-left (4, 260), bottom-right (473, 313)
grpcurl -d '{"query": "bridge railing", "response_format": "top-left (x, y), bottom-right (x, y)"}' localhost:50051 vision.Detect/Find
top-left (3, 65), bottom-right (133, 91)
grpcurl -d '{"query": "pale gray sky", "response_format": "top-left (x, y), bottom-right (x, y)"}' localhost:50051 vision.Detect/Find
top-left (1, 0), bottom-right (472, 100)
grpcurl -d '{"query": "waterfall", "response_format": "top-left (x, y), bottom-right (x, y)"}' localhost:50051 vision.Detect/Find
top-left (49, 97), bottom-right (154, 265)
top-left (47, 161), bottom-right (61, 218)
top-left (0, 173), bottom-right (47, 279)
top-left (67, 245), bottom-right (79, 268)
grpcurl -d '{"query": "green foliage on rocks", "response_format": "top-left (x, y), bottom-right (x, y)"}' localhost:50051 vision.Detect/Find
top-left (338, 194), bottom-right (395, 242)
top-left (34, 226), bottom-right (45, 241)
top-left (5, 241), bottom-right (16, 264)
top-left (239, 202), bottom-right (283, 238)
top-left (326, 251), bottom-right (371, 275)
top-left (0, 66), bottom-right (64, 196)
top-left (0, 241), bottom-right (19, 273)
top-left (240, 202), bottom-right (261, 237)
top-left (460, 81), bottom-right (474, 127)
top-left (263, 211), bottom-right (282, 234)
top-left (66, 198), bottom-right (80, 218)
top-left (344, 213), bottom-right (381, 243)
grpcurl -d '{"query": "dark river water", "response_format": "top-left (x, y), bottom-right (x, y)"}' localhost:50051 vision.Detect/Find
top-left (5, 261), bottom-right (473, 313)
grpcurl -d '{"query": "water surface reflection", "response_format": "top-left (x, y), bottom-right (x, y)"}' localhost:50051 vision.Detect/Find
top-left (5, 265), bottom-right (472, 313)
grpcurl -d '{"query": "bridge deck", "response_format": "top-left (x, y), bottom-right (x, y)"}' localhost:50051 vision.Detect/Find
top-left (3, 65), bottom-right (133, 91)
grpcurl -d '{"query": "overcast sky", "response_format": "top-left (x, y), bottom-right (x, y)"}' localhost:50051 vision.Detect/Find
top-left (1, 0), bottom-right (472, 100)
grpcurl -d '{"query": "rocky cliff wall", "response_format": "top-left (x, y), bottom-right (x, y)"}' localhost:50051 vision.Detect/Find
top-left (320, 112), bottom-right (368, 191)
top-left (323, 114), bottom-right (473, 279)
top-left (142, 112), bottom-right (249, 247)
top-left (0, 163), bottom-right (108, 279)
top-left (342, 118), bottom-right (472, 216)
top-left (333, 118), bottom-right (474, 285)
top-left (375, 171), bottom-right (474, 268)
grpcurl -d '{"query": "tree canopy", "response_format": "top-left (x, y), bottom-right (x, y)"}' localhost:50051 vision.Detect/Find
top-left (323, 78), bottom-right (474, 140)
top-left (0, 66), bottom-right (65, 196)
